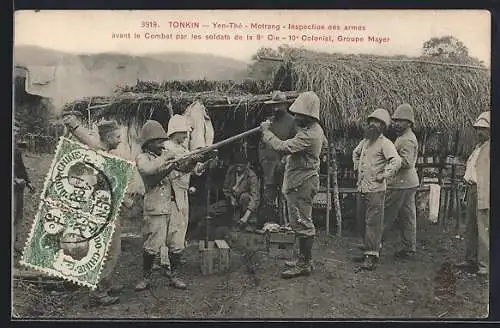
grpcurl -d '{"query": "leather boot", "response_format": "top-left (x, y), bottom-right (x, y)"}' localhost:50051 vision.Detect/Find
top-left (135, 251), bottom-right (155, 291)
top-left (284, 238), bottom-right (304, 268)
top-left (160, 263), bottom-right (187, 290)
top-left (281, 237), bottom-right (314, 279)
top-left (284, 237), bottom-right (314, 271)
top-left (169, 252), bottom-right (186, 271)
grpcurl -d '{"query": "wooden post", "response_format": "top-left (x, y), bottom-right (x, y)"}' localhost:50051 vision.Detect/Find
top-left (331, 143), bottom-right (342, 237)
top-left (452, 130), bottom-right (460, 233)
top-left (326, 134), bottom-right (331, 235)
top-left (167, 90), bottom-right (174, 118)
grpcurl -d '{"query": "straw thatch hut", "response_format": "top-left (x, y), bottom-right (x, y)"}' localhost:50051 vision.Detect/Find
top-left (270, 48), bottom-right (491, 159)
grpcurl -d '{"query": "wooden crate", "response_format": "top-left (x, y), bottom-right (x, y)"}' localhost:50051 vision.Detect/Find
top-left (199, 240), bottom-right (231, 275)
top-left (266, 231), bottom-right (296, 244)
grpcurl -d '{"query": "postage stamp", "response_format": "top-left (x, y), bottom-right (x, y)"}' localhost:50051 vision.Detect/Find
top-left (20, 137), bottom-right (135, 289)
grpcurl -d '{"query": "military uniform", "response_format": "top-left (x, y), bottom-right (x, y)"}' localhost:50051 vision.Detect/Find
top-left (353, 108), bottom-right (402, 269)
top-left (383, 104), bottom-right (420, 257)
top-left (261, 91), bottom-right (326, 279)
top-left (222, 160), bottom-right (261, 227)
top-left (258, 93), bottom-right (296, 224)
top-left (457, 111), bottom-right (490, 276)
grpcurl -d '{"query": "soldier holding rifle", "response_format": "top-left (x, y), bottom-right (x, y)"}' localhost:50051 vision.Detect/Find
top-left (134, 119), bottom-right (206, 291)
top-left (260, 91), bottom-right (326, 279)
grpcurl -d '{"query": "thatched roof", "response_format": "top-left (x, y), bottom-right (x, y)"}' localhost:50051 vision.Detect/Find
top-left (269, 48), bottom-right (490, 156)
top-left (63, 80), bottom-right (289, 125)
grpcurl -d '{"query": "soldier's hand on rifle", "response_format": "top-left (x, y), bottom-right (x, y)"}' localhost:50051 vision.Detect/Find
top-left (260, 120), bottom-right (271, 131)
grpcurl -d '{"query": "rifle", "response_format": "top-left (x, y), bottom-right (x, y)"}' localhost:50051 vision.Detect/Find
top-left (165, 126), bottom-right (262, 170)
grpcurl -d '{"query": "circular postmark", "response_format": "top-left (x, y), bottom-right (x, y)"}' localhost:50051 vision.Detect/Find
top-left (44, 148), bottom-right (115, 245)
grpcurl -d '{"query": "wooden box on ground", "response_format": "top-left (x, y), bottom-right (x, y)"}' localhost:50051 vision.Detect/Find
top-left (199, 240), bottom-right (230, 275)
top-left (265, 231), bottom-right (296, 252)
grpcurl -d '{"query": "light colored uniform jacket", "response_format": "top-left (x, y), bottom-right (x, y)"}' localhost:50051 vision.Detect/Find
top-left (262, 122), bottom-right (326, 193)
top-left (353, 135), bottom-right (402, 193)
top-left (387, 129), bottom-right (420, 189)
top-left (464, 140), bottom-right (490, 210)
top-left (136, 151), bottom-right (173, 215)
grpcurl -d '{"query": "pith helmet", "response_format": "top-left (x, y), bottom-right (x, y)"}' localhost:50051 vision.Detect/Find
top-left (367, 108), bottom-right (391, 127)
top-left (140, 120), bottom-right (168, 147)
top-left (289, 91), bottom-right (320, 121)
top-left (473, 111), bottom-right (490, 128)
top-left (167, 114), bottom-right (192, 137)
top-left (264, 91), bottom-right (288, 105)
top-left (392, 103), bottom-right (415, 125)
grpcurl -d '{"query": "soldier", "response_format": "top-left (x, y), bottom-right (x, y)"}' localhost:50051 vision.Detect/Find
top-left (134, 120), bottom-right (204, 291)
top-left (258, 91), bottom-right (296, 225)
top-left (455, 111), bottom-right (490, 276)
top-left (61, 112), bottom-right (125, 306)
top-left (223, 151), bottom-right (261, 232)
top-left (13, 140), bottom-right (35, 256)
top-left (260, 91), bottom-right (326, 279)
top-left (382, 104), bottom-right (420, 260)
top-left (163, 115), bottom-right (208, 273)
top-left (352, 108), bottom-right (402, 270)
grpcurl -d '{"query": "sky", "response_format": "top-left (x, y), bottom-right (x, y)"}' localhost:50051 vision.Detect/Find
top-left (14, 10), bottom-right (491, 65)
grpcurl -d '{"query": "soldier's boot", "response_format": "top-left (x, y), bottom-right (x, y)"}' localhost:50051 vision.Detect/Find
top-left (163, 268), bottom-right (187, 290)
top-left (160, 260), bottom-right (187, 290)
top-left (169, 252), bottom-right (186, 271)
top-left (281, 237), bottom-right (314, 279)
top-left (152, 253), bottom-right (161, 271)
top-left (284, 237), bottom-right (314, 271)
top-left (135, 251), bottom-right (155, 291)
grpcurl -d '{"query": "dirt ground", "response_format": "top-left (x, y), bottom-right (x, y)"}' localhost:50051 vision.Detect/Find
top-left (12, 152), bottom-right (489, 319)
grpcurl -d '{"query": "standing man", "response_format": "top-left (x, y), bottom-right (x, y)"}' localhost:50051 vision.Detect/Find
top-left (258, 91), bottom-right (296, 225)
top-left (352, 108), bottom-right (402, 270)
top-left (163, 115), bottom-right (207, 275)
top-left (455, 111), bottom-right (490, 276)
top-left (13, 141), bottom-right (35, 256)
top-left (260, 91), bottom-right (325, 279)
top-left (134, 119), bottom-right (204, 291)
top-left (62, 112), bottom-right (124, 306)
top-left (382, 104), bottom-right (420, 260)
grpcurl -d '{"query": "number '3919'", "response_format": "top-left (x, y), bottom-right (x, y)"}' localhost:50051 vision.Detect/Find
top-left (141, 21), bottom-right (159, 28)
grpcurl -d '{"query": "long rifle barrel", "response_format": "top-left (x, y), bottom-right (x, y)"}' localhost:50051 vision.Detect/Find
top-left (169, 126), bottom-right (262, 164)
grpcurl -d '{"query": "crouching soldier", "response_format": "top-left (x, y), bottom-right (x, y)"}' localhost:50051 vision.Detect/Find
top-left (135, 120), bottom-right (204, 291)
top-left (222, 152), bottom-right (261, 232)
top-left (353, 108), bottom-right (402, 270)
top-left (260, 91), bottom-right (326, 279)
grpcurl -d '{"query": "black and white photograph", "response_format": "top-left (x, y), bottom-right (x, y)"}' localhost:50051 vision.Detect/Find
top-left (12, 10), bottom-right (491, 319)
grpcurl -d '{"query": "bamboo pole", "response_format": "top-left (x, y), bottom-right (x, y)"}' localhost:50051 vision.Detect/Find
top-left (326, 135), bottom-right (331, 235)
top-left (331, 144), bottom-right (342, 237)
top-left (167, 90), bottom-right (174, 118)
top-left (452, 130), bottom-right (460, 233)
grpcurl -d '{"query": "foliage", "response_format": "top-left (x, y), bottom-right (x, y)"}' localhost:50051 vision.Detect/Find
top-left (421, 36), bottom-right (485, 66)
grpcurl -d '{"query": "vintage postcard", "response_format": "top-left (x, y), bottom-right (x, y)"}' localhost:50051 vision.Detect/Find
top-left (12, 10), bottom-right (491, 320)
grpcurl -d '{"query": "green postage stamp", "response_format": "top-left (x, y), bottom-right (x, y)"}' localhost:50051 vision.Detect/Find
top-left (20, 137), bottom-right (135, 289)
